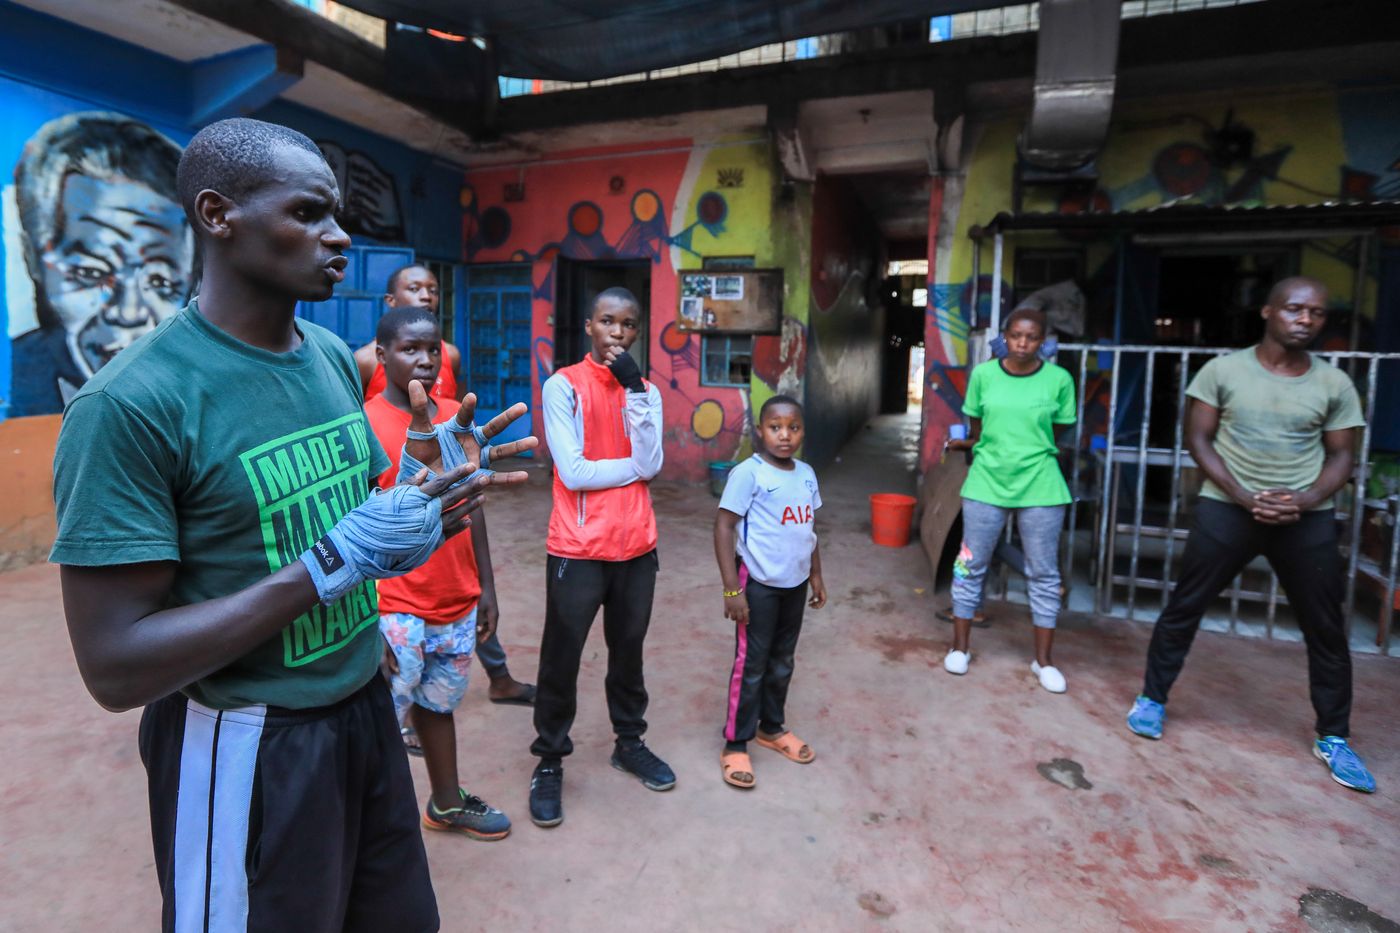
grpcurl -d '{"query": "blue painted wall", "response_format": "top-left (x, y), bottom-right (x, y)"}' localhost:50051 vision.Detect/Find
top-left (0, 0), bottom-right (465, 420)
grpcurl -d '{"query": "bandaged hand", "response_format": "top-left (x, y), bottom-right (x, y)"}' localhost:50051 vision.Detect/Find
top-left (299, 483), bottom-right (445, 605)
top-left (396, 382), bottom-right (539, 488)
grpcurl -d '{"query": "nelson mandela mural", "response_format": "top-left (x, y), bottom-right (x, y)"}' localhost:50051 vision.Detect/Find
top-left (8, 112), bottom-right (192, 416)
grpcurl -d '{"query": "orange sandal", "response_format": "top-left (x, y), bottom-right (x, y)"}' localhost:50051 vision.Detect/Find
top-left (755, 731), bottom-right (815, 764)
top-left (721, 750), bottom-right (756, 789)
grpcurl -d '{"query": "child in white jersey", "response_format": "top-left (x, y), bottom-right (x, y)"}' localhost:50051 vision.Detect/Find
top-left (713, 395), bottom-right (827, 789)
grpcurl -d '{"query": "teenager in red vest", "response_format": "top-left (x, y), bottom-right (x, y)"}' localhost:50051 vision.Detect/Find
top-left (528, 287), bottom-right (671, 828)
top-left (357, 264), bottom-right (537, 709)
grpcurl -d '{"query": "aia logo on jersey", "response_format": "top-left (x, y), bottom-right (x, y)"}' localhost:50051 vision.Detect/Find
top-left (781, 505), bottom-right (813, 525)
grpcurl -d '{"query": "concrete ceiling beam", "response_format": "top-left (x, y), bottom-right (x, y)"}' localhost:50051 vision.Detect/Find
top-left (189, 44), bottom-right (304, 125)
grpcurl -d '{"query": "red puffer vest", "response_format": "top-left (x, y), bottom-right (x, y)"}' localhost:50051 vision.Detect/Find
top-left (546, 356), bottom-right (658, 561)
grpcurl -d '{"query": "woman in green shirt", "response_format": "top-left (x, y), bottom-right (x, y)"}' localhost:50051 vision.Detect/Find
top-left (945, 308), bottom-right (1076, 693)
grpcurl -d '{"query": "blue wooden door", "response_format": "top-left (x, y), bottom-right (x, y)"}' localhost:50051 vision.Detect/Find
top-left (297, 245), bottom-right (415, 348)
top-left (464, 265), bottom-right (533, 452)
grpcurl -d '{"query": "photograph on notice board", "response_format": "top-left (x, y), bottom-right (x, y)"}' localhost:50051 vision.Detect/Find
top-left (682, 275), bottom-right (713, 299)
top-left (712, 274), bottom-right (744, 300)
top-left (680, 297), bottom-right (704, 327)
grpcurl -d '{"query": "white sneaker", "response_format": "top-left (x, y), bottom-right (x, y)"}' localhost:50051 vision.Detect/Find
top-left (944, 650), bottom-right (970, 675)
top-left (1031, 661), bottom-right (1067, 694)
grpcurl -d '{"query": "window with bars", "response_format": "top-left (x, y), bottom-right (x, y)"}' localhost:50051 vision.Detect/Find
top-left (1013, 250), bottom-right (1084, 306)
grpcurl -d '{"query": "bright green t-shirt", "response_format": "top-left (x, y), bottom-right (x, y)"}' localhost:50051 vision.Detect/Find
top-left (51, 303), bottom-right (390, 710)
top-left (1186, 347), bottom-right (1364, 510)
top-left (960, 359), bottom-right (1076, 508)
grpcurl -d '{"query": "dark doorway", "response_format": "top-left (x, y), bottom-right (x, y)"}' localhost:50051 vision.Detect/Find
top-left (554, 259), bottom-right (651, 373)
top-left (1155, 249), bottom-right (1296, 347)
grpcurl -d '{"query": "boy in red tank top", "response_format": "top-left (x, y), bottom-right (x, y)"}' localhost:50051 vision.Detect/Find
top-left (528, 287), bottom-right (672, 828)
top-left (366, 307), bottom-right (512, 840)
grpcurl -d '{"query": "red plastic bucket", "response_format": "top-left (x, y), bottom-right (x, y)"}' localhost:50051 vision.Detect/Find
top-left (869, 493), bottom-right (917, 547)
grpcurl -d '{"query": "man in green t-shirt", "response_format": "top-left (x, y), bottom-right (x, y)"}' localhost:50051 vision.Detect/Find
top-left (1126, 276), bottom-right (1376, 794)
top-left (51, 118), bottom-right (535, 931)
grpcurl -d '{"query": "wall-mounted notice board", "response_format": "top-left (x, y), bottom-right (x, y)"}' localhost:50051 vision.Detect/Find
top-left (676, 268), bottom-right (783, 334)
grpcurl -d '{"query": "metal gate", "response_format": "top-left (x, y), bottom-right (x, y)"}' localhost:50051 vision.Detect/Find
top-left (1050, 343), bottom-right (1400, 655)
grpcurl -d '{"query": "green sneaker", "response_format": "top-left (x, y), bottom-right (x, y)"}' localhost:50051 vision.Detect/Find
top-left (423, 788), bottom-right (512, 840)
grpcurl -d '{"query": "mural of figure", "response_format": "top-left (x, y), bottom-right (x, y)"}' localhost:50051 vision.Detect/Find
top-left (9, 112), bottom-right (192, 416)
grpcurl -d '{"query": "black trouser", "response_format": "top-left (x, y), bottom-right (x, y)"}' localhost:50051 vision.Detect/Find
top-left (140, 677), bottom-right (438, 933)
top-left (724, 577), bottom-right (808, 743)
top-left (532, 551), bottom-right (659, 760)
top-left (1142, 498), bottom-right (1352, 737)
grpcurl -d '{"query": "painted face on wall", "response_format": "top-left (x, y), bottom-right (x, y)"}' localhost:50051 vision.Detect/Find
top-left (37, 173), bottom-right (192, 377)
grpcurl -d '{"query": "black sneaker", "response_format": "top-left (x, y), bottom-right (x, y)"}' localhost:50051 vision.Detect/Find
top-left (529, 762), bottom-right (564, 828)
top-left (611, 739), bottom-right (677, 791)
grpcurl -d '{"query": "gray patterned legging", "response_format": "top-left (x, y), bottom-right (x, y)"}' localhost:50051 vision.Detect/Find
top-left (951, 498), bottom-right (1065, 628)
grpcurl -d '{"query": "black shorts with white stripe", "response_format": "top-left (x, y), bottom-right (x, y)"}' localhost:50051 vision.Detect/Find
top-left (139, 676), bottom-right (438, 933)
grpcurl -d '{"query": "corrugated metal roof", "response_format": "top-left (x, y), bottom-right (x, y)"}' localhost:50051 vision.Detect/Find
top-left (979, 199), bottom-right (1400, 234)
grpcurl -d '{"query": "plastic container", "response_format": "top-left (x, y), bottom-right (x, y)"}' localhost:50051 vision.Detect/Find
top-left (869, 493), bottom-right (917, 547)
top-left (708, 460), bottom-right (738, 498)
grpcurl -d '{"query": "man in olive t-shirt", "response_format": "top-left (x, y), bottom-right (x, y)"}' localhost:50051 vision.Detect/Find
top-left (1126, 276), bottom-right (1376, 794)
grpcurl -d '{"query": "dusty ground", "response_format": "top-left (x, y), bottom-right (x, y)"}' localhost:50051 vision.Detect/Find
top-left (2, 415), bottom-right (1398, 931)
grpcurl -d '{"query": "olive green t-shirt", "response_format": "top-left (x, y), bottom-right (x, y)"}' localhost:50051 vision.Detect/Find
top-left (960, 359), bottom-right (1076, 508)
top-left (51, 303), bottom-right (390, 710)
top-left (1186, 347), bottom-right (1364, 510)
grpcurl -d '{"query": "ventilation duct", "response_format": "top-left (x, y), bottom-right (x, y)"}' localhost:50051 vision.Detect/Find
top-left (1018, 0), bottom-right (1121, 172)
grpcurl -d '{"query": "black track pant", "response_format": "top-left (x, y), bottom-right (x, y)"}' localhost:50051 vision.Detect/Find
top-left (532, 550), bottom-right (659, 760)
top-left (1141, 498), bottom-right (1352, 737)
top-left (723, 576), bottom-right (808, 743)
top-left (140, 677), bottom-right (438, 933)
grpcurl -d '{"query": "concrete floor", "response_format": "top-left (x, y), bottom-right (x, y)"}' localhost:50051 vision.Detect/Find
top-left (3, 413), bottom-right (1399, 932)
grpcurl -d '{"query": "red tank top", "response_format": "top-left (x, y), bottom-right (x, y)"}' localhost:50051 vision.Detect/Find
top-left (365, 394), bottom-right (481, 623)
top-left (365, 341), bottom-right (458, 401)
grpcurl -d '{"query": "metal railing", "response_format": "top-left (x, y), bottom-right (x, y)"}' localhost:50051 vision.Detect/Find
top-left (1046, 343), bottom-right (1400, 654)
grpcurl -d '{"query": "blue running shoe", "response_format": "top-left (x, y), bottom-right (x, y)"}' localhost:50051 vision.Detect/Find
top-left (1126, 695), bottom-right (1165, 740)
top-left (1314, 736), bottom-right (1376, 793)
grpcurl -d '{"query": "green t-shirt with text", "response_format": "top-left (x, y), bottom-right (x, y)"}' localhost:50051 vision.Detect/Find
top-left (1186, 347), bottom-right (1364, 510)
top-left (960, 359), bottom-right (1076, 508)
top-left (51, 303), bottom-right (389, 710)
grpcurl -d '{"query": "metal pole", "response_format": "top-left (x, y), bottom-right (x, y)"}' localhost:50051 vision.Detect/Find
top-left (1161, 349), bottom-right (1191, 608)
top-left (970, 234), bottom-right (981, 338)
top-left (1348, 234), bottom-right (1370, 379)
top-left (1344, 356), bottom-right (1380, 625)
top-left (1383, 495), bottom-right (1399, 657)
top-left (1064, 349), bottom-right (1090, 599)
top-left (1096, 350), bottom-right (1121, 614)
top-left (989, 232), bottom-right (1004, 352)
top-left (1126, 349), bottom-right (1155, 618)
top-left (1113, 236), bottom-right (1127, 345)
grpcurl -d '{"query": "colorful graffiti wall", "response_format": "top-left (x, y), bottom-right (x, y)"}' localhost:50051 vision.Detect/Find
top-left (921, 85), bottom-right (1400, 471)
top-left (461, 135), bottom-right (821, 482)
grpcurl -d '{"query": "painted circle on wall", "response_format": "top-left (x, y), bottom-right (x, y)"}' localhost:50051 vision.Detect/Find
top-left (481, 206), bottom-right (512, 247)
top-left (692, 399), bottom-right (725, 441)
top-left (569, 202), bottom-right (603, 237)
top-left (660, 321), bottom-right (692, 355)
top-left (697, 191), bottom-right (728, 226)
top-left (631, 189), bottom-right (661, 223)
top-left (1153, 142), bottom-right (1213, 197)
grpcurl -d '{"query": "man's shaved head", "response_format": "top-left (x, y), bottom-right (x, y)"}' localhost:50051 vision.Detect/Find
top-left (1266, 275), bottom-right (1327, 307)
top-left (176, 118), bottom-right (326, 225)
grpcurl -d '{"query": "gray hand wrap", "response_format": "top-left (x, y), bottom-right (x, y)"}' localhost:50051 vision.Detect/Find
top-left (298, 484), bottom-right (444, 605)
top-left (396, 419), bottom-right (494, 487)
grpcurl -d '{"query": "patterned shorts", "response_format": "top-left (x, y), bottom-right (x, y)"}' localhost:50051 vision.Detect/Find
top-left (380, 609), bottom-right (477, 723)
